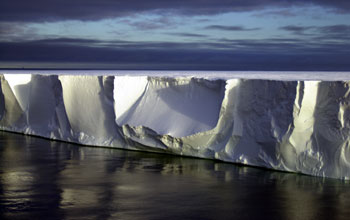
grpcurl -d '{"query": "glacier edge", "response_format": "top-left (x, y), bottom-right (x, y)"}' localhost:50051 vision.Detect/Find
top-left (0, 73), bottom-right (350, 179)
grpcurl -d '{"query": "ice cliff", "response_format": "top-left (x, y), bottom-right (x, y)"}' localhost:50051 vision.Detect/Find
top-left (1, 71), bottom-right (350, 179)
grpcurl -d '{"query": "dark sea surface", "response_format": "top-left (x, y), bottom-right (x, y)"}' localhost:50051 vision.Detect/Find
top-left (0, 131), bottom-right (350, 220)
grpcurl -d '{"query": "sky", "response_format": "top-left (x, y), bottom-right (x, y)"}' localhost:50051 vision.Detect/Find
top-left (0, 0), bottom-right (350, 70)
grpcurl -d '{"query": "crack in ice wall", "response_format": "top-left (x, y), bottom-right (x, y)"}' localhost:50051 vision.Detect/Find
top-left (1, 73), bottom-right (350, 179)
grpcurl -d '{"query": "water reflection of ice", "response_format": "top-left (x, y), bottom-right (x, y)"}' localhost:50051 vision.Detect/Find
top-left (1, 131), bottom-right (350, 220)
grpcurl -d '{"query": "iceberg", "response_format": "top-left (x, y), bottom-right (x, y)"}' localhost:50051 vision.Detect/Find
top-left (1, 71), bottom-right (350, 179)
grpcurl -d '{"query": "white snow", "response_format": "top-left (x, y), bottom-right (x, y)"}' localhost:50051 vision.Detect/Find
top-left (2, 70), bottom-right (350, 81)
top-left (1, 70), bottom-right (350, 179)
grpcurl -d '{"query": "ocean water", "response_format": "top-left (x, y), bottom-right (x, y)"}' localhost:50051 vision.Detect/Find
top-left (1, 132), bottom-right (350, 220)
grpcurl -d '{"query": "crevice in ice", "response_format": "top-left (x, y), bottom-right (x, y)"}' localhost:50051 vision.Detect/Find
top-left (0, 78), bottom-right (4, 121)
top-left (0, 75), bottom-right (28, 130)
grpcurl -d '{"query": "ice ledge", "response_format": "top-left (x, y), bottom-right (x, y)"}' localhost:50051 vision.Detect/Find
top-left (1, 72), bottom-right (350, 179)
top-left (1, 70), bottom-right (350, 81)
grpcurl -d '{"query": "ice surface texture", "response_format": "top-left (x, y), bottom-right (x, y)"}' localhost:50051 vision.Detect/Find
top-left (1, 73), bottom-right (350, 179)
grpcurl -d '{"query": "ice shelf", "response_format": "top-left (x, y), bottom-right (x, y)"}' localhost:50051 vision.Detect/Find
top-left (1, 71), bottom-right (350, 179)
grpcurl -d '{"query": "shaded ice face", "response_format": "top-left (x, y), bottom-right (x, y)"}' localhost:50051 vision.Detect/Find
top-left (114, 76), bottom-right (225, 137)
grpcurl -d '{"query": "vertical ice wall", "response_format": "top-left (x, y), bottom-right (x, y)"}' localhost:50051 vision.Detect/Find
top-left (0, 73), bottom-right (350, 179)
top-left (0, 74), bottom-right (71, 138)
top-left (59, 75), bottom-right (123, 146)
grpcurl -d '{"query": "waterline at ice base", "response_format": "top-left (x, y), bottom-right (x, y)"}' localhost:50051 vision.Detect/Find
top-left (1, 70), bottom-right (350, 179)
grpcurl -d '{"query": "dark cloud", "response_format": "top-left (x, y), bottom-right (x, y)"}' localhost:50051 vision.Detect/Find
top-left (318, 25), bottom-right (350, 34)
top-left (1, 37), bottom-right (349, 70)
top-left (167, 33), bottom-right (208, 38)
top-left (120, 17), bottom-right (176, 30)
top-left (254, 9), bottom-right (298, 17)
top-left (313, 25), bottom-right (350, 41)
top-left (196, 18), bottom-right (211, 22)
top-left (1, 0), bottom-right (350, 22)
top-left (0, 22), bottom-right (38, 40)
top-left (315, 0), bottom-right (350, 13)
top-left (34, 38), bottom-right (102, 44)
top-left (0, 23), bottom-right (20, 35)
top-left (205, 25), bottom-right (260, 31)
top-left (279, 24), bottom-right (350, 41)
top-left (281, 24), bottom-right (350, 32)
top-left (279, 25), bottom-right (314, 35)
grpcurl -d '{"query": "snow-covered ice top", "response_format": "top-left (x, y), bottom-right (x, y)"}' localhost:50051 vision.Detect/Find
top-left (1, 70), bottom-right (350, 81)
